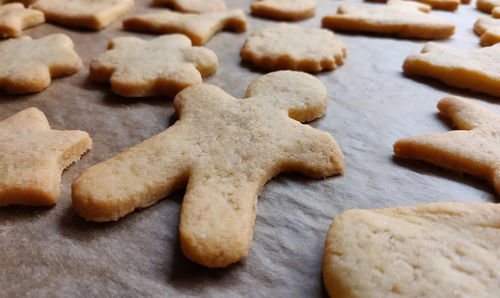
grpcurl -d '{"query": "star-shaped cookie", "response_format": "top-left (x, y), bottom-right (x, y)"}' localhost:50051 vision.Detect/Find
top-left (250, 0), bottom-right (317, 21)
top-left (31, 0), bottom-right (134, 30)
top-left (0, 108), bottom-right (91, 206)
top-left (153, 0), bottom-right (226, 13)
top-left (89, 34), bottom-right (218, 97)
top-left (0, 34), bottom-right (82, 94)
top-left (394, 96), bottom-right (500, 194)
top-left (123, 9), bottom-right (247, 46)
top-left (474, 17), bottom-right (500, 46)
top-left (72, 70), bottom-right (345, 268)
top-left (323, 202), bottom-right (500, 298)
top-left (0, 3), bottom-right (44, 38)
top-left (322, 0), bottom-right (455, 39)
top-left (403, 43), bottom-right (500, 97)
top-left (240, 23), bottom-right (346, 72)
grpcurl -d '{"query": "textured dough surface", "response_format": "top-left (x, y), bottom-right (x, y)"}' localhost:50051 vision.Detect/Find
top-left (240, 23), bottom-right (346, 72)
top-left (322, 0), bottom-right (455, 39)
top-left (474, 17), bottom-right (500, 46)
top-left (250, 0), bottom-right (316, 21)
top-left (403, 42), bottom-right (500, 96)
top-left (323, 202), bottom-right (500, 298)
top-left (153, 0), bottom-right (226, 13)
top-left (32, 0), bottom-right (134, 30)
top-left (123, 9), bottom-right (246, 45)
top-left (394, 96), bottom-right (500, 194)
top-left (89, 34), bottom-right (218, 97)
top-left (0, 34), bottom-right (82, 94)
top-left (0, 108), bottom-right (91, 206)
top-left (72, 70), bottom-right (345, 268)
top-left (0, 3), bottom-right (44, 38)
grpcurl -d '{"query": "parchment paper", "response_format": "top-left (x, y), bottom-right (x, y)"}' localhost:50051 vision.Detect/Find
top-left (0, 0), bottom-right (497, 297)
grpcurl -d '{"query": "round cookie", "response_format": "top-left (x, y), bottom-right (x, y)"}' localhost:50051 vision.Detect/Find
top-left (240, 23), bottom-right (346, 72)
top-left (250, 0), bottom-right (316, 21)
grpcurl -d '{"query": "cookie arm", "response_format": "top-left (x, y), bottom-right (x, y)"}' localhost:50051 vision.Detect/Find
top-left (438, 96), bottom-right (500, 130)
top-left (179, 171), bottom-right (259, 268)
top-left (72, 127), bottom-right (191, 222)
top-left (281, 125), bottom-right (345, 178)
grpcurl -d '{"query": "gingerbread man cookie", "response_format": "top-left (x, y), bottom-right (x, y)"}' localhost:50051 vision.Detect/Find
top-left (394, 96), bottom-right (500, 194)
top-left (322, 0), bottom-right (455, 39)
top-left (0, 3), bottom-right (44, 38)
top-left (474, 17), bottom-right (500, 46)
top-left (153, 0), bottom-right (226, 13)
top-left (241, 23), bottom-right (346, 72)
top-left (323, 202), bottom-right (500, 298)
top-left (403, 43), bottom-right (500, 97)
top-left (123, 9), bottom-right (247, 46)
top-left (0, 34), bottom-right (82, 94)
top-left (72, 71), bottom-right (345, 268)
top-left (32, 0), bottom-right (134, 30)
top-left (250, 0), bottom-right (316, 21)
top-left (0, 108), bottom-right (91, 206)
top-left (89, 34), bottom-right (218, 97)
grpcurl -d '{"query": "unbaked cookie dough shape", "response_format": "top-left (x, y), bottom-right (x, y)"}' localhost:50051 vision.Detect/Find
top-left (322, 0), bottom-right (455, 39)
top-left (0, 3), bottom-right (44, 38)
top-left (323, 202), bottom-right (500, 298)
top-left (474, 17), bottom-right (500, 46)
top-left (394, 96), bottom-right (500, 194)
top-left (123, 9), bottom-right (247, 46)
top-left (403, 43), bottom-right (500, 97)
top-left (31, 0), bottom-right (134, 30)
top-left (250, 0), bottom-right (316, 21)
top-left (0, 34), bottom-right (82, 94)
top-left (0, 108), bottom-right (91, 207)
top-left (72, 70), bottom-right (345, 268)
top-left (241, 23), bottom-right (346, 72)
top-left (153, 0), bottom-right (226, 13)
top-left (89, 34), bottom-right (217, 97)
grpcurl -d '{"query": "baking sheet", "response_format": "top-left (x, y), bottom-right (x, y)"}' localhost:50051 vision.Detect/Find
top-left (0, 0), bottom-right (498, 297)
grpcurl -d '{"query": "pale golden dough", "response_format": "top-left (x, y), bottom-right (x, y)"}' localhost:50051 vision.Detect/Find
top-left (0, 108), bottom-right (91, 206)
top-left (0, 3), bottom-right (44, 38)
top-left (323, 0), bottom-right (455, 39)
top-left (477, 0), bottom-right (500, 13)
top-left (365, 0), bottom-right (460, 11)
top-left (250, 0), bottom-right (316, 21)
top-left (31, 0), bottom-right (134, 30)
top-left (153, 0), bottom-right (226, 13)
top-left (323, 202), bottom-right (500, 298)
top-left (492, 6), bottom-right (500, 17)
top-left (0, 34), bottom-right (82, 94)
top-left (89, 34), bottom-right (217, 97)
top-left (403, 43), bottom-right (500, 97)
top-left (72, 71), bottom-right (345, 268)
top-left (394, 96), bottom-right (500, 194)
top-left (123, 9), bottom-right (246, 46)
top-left (240, 23), bottom-right (346, 72)
top-left (474, 17), bottom-right (500, 46)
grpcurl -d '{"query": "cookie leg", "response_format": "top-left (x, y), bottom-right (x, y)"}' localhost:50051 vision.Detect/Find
top-left (179, 172), bottom-right (259, 268)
